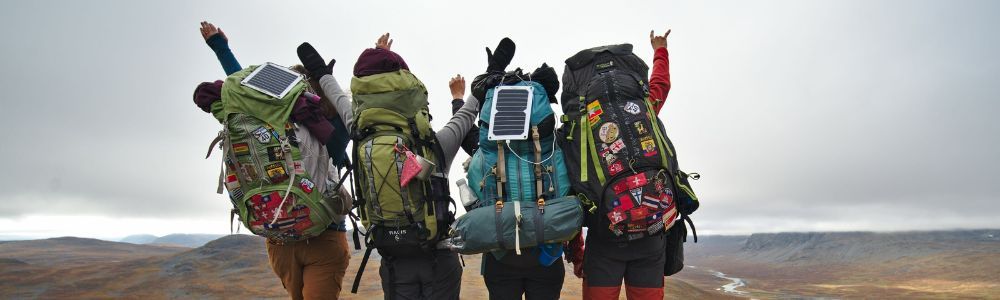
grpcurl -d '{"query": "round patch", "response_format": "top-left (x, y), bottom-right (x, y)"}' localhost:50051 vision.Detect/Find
top-left (624, 101), bottom-right (642, 115)
top-left (599, 123), bottom-right (620, 143)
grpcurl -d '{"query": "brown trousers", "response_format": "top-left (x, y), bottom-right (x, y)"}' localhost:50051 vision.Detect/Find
top-left (267, 230), bottom-right (351, 300)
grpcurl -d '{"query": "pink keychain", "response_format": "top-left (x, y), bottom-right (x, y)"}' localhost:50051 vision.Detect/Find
top-left (396, 144), bottom-right (423, 187)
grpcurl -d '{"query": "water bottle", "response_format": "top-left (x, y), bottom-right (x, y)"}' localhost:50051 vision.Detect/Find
top-left (456, 178), bottom-right (479, 211)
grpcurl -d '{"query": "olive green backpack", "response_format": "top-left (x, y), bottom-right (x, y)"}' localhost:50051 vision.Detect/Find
top-left (210, 64), bottom-right (339, 243)
top-left (349, 69), bottom-right (456, 293)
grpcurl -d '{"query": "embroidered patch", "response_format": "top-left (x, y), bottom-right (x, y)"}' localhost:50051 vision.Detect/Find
top-left (630, 208), bottom-right (649, 221)
top-left (251, 192), bottom-right (281, 220)
top-left (613, 181), bottom-right (629, 195)
top-left (615, 194), bottom-right (635, 211)
top-left (225, 173), bottom-right (240, 190)
top-left (640, 136), bottom-right (658, 157)
top-left (290, 204), bottom-right (310, 218)
top-left (597, 144), bottom-right (611, 161)
top-left (630, 188), bottom-right (644, 204)
top-left (608, 160), bottom-right (625, 176)
top-left (291, 216), bottom-right (313, 233)
top-left (662, 192), bottom-right (673, 208)
top-left (607, 210), bottom-right (626, 225)
top-left (598, 123), bottom-right (620, 144)
top-left (609, 139), bottom-right (626, 154)
top-left (252, 127), bottom-right (272, 143)
top-left (265, 163), bottom-right (289, 183)
top-left (230, 188), bottom-right (244, 200)
top-left (233, 143), bottom-right (250, 156)
top-left (646, 219), bottom-right (665, 234)
top-left (610, 224), bottom-right (624, 236)
top-left (642, 195), bottom-right (662, 210)
top-left (587, 100), bottom-right (603, 125)
top-left (624, 101), bottom-right (641, 115)
top-left (285, 123), bottom-right (300, 147)
top-left (654, 178), bottom-right (666, 194)
top-left (625, 173), bottom-right (648, 189)
top-left (634, 121), bottom-right (648, 135)
top-left (241, 165), bottom-right (259, 182)
top-left (299, 178), bottom-right (314, 194)
top-left (603, 152), bottom-right (618, 165)
top-left (627, 223), bottom-right (645, 233)
top-left (293, 161), bottom-right (306, 174)
top-left (265, 124), bottom-right (280, 141)
top-left (267, 146), bottom-right (284, 161)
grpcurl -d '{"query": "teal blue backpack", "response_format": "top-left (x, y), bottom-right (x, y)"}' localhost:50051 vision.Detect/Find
top-left (447, 80), bottom-right (582, 262)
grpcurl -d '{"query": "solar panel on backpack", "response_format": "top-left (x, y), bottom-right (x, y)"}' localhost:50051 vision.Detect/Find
top-left (240, 63), bottom-right (303, 99)
top-left (488, 85), bottom-right (534, 141)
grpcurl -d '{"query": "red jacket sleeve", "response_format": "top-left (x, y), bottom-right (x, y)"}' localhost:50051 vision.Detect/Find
top-left (648, 47), bottom-right (671, 114)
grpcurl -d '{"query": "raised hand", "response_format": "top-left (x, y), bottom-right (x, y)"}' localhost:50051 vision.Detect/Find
top-left (449, 74), bottom-right (466, 100)
top-left (376, 33), bottom-right (393, 50)
top-left (297, 42), bottom-right (336, 79)
top-left (200, 21), bottom-right (226, 41)
top-left (486, 37), bottom-right (515, 73)
top-left (650, 29), bottom-right (671, 50)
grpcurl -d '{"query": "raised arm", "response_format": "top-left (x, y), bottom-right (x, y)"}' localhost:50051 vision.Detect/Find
top-left (436, 93), bottom-right (480, 171)
top-left (200, 21), bottom-right (242, 75)
top-left (648, 29), bottom-right (672, 114)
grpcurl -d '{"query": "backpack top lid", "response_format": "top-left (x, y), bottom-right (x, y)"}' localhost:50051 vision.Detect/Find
top-left (350, 69), bottom-right (426, 96)
top-left (221, 64), bottom-right (307, 136)
top-left (565, 44), bottom-right (640, 71)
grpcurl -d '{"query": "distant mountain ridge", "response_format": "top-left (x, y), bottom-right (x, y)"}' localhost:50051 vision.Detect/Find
top-left (738, 229), bottom-right (999, 263)
top-left (119, 233), bottom-right (226, 248)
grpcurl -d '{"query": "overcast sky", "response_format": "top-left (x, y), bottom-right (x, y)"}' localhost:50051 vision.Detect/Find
top-left (1, 0), bottom-right (997, 240)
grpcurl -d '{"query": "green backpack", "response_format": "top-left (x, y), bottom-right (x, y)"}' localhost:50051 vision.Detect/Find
top-left (348, 69), bottom-right (456, 294)
top-left (350, 69), bottom-right (455, 256)
top-left (211, 64), bottom-right (338, 243)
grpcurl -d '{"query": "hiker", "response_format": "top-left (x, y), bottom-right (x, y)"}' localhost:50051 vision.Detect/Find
top-left (297, 33), bottom-right (477, 300)
top-left (558, 29), bottom-right (697, 300)
top-left (451, 38), bottom-right (576, 300)
top-left (196, 21), bottom-right (353, 300)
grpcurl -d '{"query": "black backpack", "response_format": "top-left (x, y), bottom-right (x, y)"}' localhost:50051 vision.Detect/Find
top-left (558, 44), bottom-right (700, 272)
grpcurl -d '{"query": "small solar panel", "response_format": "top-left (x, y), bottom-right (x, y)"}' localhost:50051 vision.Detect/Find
top-left (488, 85), bottom-right (534, 141)
top-left (241, 63), bottom-right (303, 99)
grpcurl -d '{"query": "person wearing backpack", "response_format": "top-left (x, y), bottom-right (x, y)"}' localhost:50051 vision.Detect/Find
top-left (558, 29), bottom-right (698, 300)
top-left (297, 33), bottom-right (478, 300)
top-left (447, 38), bottom-right (579, 300)
top-left (196, 22), bottom-right (353, 300)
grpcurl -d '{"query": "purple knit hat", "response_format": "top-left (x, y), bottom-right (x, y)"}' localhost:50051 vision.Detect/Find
top-left (353, 48), bottom-right (410, 77)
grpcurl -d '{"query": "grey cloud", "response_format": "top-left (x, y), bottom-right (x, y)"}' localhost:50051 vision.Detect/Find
top-left (0, 0), bottom-right (998, 234)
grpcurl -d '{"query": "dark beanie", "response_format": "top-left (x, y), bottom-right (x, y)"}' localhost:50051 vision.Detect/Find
top-left (353, 48), bottom-right (410, 77)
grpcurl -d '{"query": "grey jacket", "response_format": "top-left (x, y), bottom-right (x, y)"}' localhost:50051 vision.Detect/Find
top-left (318, 74), bottom-right (479, 172)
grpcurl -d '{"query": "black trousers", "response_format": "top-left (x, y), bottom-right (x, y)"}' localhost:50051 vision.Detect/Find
top-left (583, 233), bottom-right (666, 288)
top-left (379, 250), bottom-right (462, 300)
top-left (482, 250), bottom-right (565, 300)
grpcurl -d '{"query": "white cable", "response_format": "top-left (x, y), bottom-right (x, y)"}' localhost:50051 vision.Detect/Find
top-left (503, 128), bottom-right (558, 165)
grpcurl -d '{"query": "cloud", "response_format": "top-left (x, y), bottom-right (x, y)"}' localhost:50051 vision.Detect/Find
top-left (0, 0), bottom-right (998, 237)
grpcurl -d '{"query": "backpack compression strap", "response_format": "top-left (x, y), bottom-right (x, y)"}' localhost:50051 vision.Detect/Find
top-left (532, 126), bottom-right (546, 247)
top-left (494, 141), bottom-right (507, 251)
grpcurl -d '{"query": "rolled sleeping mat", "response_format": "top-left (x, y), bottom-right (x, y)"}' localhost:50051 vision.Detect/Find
top-left (443, 196), bottom-right (583, 255)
